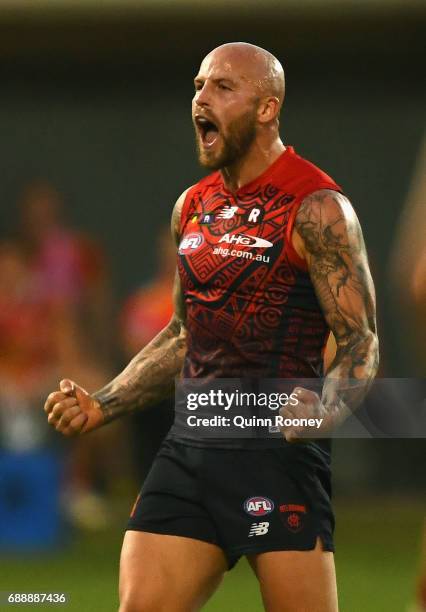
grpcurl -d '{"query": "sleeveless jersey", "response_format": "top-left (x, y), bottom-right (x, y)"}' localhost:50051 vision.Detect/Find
top-left (177, 146), bottom-right (342, 381)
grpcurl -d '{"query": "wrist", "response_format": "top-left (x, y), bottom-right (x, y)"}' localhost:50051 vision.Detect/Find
top-left (322, 397), bottom-right (350, 427)
top-left (92, 390), bottom-right (121, 425)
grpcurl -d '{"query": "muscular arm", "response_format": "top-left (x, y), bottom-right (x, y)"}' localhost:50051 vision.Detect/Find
top-left (294, 189), bottom-right (379, 424)
top-left (93, 190), bottom-right (189, 424)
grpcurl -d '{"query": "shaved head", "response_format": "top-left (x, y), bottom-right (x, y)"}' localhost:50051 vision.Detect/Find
top-left (204, 42), bottom-right (285, 110)
top-left (192, 42), bottom-right (285, 170)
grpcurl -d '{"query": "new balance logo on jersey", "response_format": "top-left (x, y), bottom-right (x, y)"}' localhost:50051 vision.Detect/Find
top-left (248, 522), bottom-right (270, 537)
top-left (218, 233), bottom-right (273, 248)
top-left (217, 205), bottom-right (238, 219)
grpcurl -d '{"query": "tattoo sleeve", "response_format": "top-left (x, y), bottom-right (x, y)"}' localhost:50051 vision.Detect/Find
top-left (93, 191), bottom-right (189, 424)
top-left (295, 189), bottom-right (379, 421)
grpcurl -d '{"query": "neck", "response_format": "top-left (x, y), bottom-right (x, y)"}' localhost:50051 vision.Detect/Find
top-left (220, 135), bottom-right (285, 193)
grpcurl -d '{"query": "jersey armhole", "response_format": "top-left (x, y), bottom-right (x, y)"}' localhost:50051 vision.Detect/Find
top-left (179, 185), bottom-right (199, 236)
top-left (285, 182), bottom-right (343, 271)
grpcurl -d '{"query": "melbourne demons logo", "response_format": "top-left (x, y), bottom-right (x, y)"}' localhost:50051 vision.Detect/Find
top-left (179, 232), bottom-right (204, 254)
top-left (244, 496), bottom-right (274, 517)
top-left (279, 503), bottom-right (307, 533)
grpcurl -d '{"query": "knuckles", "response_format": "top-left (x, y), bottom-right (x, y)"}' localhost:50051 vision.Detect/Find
top-left (296, 388), bottom-right (320, 403)
top-left (51, 403), bottom-right (65, 419)
top-left (44, 391), bottom-right (65, 412)
top-left (47, 391), bottom-right (62, 403)
top-left (44, 388), bottom-right (85, 437)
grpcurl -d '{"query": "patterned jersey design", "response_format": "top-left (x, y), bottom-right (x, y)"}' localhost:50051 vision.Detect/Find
top-left (177, 147), bottom-right (342, 379)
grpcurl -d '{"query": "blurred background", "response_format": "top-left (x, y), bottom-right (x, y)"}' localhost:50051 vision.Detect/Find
top-left (0, 0), bottom-right (424, 610)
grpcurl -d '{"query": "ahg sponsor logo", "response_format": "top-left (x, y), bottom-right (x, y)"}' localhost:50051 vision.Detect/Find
top-left (218, 233), bottom-right (273, 248)
top-left (213, 245), bottom-right (270, 264)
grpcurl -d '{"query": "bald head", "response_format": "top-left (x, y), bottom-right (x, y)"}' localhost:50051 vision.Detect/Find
top-left (192, 42), bottom-right (285, 170)
top-left (204, 42), bottom-right (285, 111)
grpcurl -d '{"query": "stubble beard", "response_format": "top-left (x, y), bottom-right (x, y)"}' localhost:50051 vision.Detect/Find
top-left (195, 109), bottom-right (257, 171)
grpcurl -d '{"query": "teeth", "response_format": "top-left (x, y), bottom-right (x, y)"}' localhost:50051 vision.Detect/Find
top-left (196, 117), bottom-right (216, 130)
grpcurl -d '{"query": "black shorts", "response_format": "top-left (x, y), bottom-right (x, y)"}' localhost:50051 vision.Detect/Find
top-left (127, 438), bottom-right (335, 569)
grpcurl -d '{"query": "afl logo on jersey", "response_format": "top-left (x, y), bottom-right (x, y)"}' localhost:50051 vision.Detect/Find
top-left (179, 232), bottom-right (204, 254)
top-left (244, 496), bottom-right (274, 517)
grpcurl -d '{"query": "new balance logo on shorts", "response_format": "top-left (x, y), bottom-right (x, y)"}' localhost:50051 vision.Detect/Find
top-left (248, 522), bottom-right (270, 537)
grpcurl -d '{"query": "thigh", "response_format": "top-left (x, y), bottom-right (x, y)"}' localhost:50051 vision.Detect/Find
top-left (119, 530), bottom-right (227, 612)
top-left (248, 537), bottom-right (338, 612)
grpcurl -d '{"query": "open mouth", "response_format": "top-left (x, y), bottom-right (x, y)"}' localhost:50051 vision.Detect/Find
top-left (195, 116), bottom-right (220, 147)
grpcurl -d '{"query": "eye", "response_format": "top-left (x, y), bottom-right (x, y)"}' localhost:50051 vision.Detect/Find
top-left (218, 83), bottom-right (232, 91)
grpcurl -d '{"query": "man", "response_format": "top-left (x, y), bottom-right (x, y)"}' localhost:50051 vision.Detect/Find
top-left (44, 42), bottom-right (379, 611)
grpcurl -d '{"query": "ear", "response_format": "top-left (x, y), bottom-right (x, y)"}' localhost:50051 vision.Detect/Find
top-left (257, 96), bottom-right (280, 124)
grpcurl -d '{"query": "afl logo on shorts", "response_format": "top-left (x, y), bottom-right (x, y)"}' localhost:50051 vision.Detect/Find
top-left (179, 232), bottom-right (204, 254)
top-left (244, 496), bottom-right (274, 517)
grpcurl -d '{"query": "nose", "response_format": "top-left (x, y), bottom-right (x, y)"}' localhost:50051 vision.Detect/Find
top-left (194, 81), bottom-right (212, 108)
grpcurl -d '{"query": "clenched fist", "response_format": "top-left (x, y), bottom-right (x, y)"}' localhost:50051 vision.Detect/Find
top-left (279, 387), bottom-right (335, 442)
top-left (44, 379), bottom-right (105, 436)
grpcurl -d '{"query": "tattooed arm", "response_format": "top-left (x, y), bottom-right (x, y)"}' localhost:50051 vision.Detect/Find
top-left (281, 189), bottom-right (379, 439)
top-left (94, 267), bottom-right (187, 424)
top-left (43, 189), bottom-right (189, 435)
top-left (94, 186), bottom-right (188, 422)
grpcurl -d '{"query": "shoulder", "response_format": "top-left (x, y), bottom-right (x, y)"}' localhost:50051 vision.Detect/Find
top-left (171, 172), bottom-right (221, 243)
top-left (171, 186), bottom-right (193, 245)
top-left (277, 147), bottom-right (342, 194)
top-left (173, 186), bottom-right (193, 216)
top-left (295, 189), bottom-right (362, 256)
top-left (297, 189), bottom-right (357, 226)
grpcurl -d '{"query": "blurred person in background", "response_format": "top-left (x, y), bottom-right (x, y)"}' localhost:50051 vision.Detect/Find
top-left (0, 239), bottom-right (61, 451)
top-left (44, 43), bottom-right (379, 611)
top-left (18, 179), bottom-right (112, 363)
top-left (15, 180), bottom-right (129, 530)
top-left (120, 225), bottom-right (175, 481)
top-left (390, 135), bottom-right (426, 375)
top-left (0, 237), bottom-right (82, 548)
top-left (389, 136), bottom-right (426, 612)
